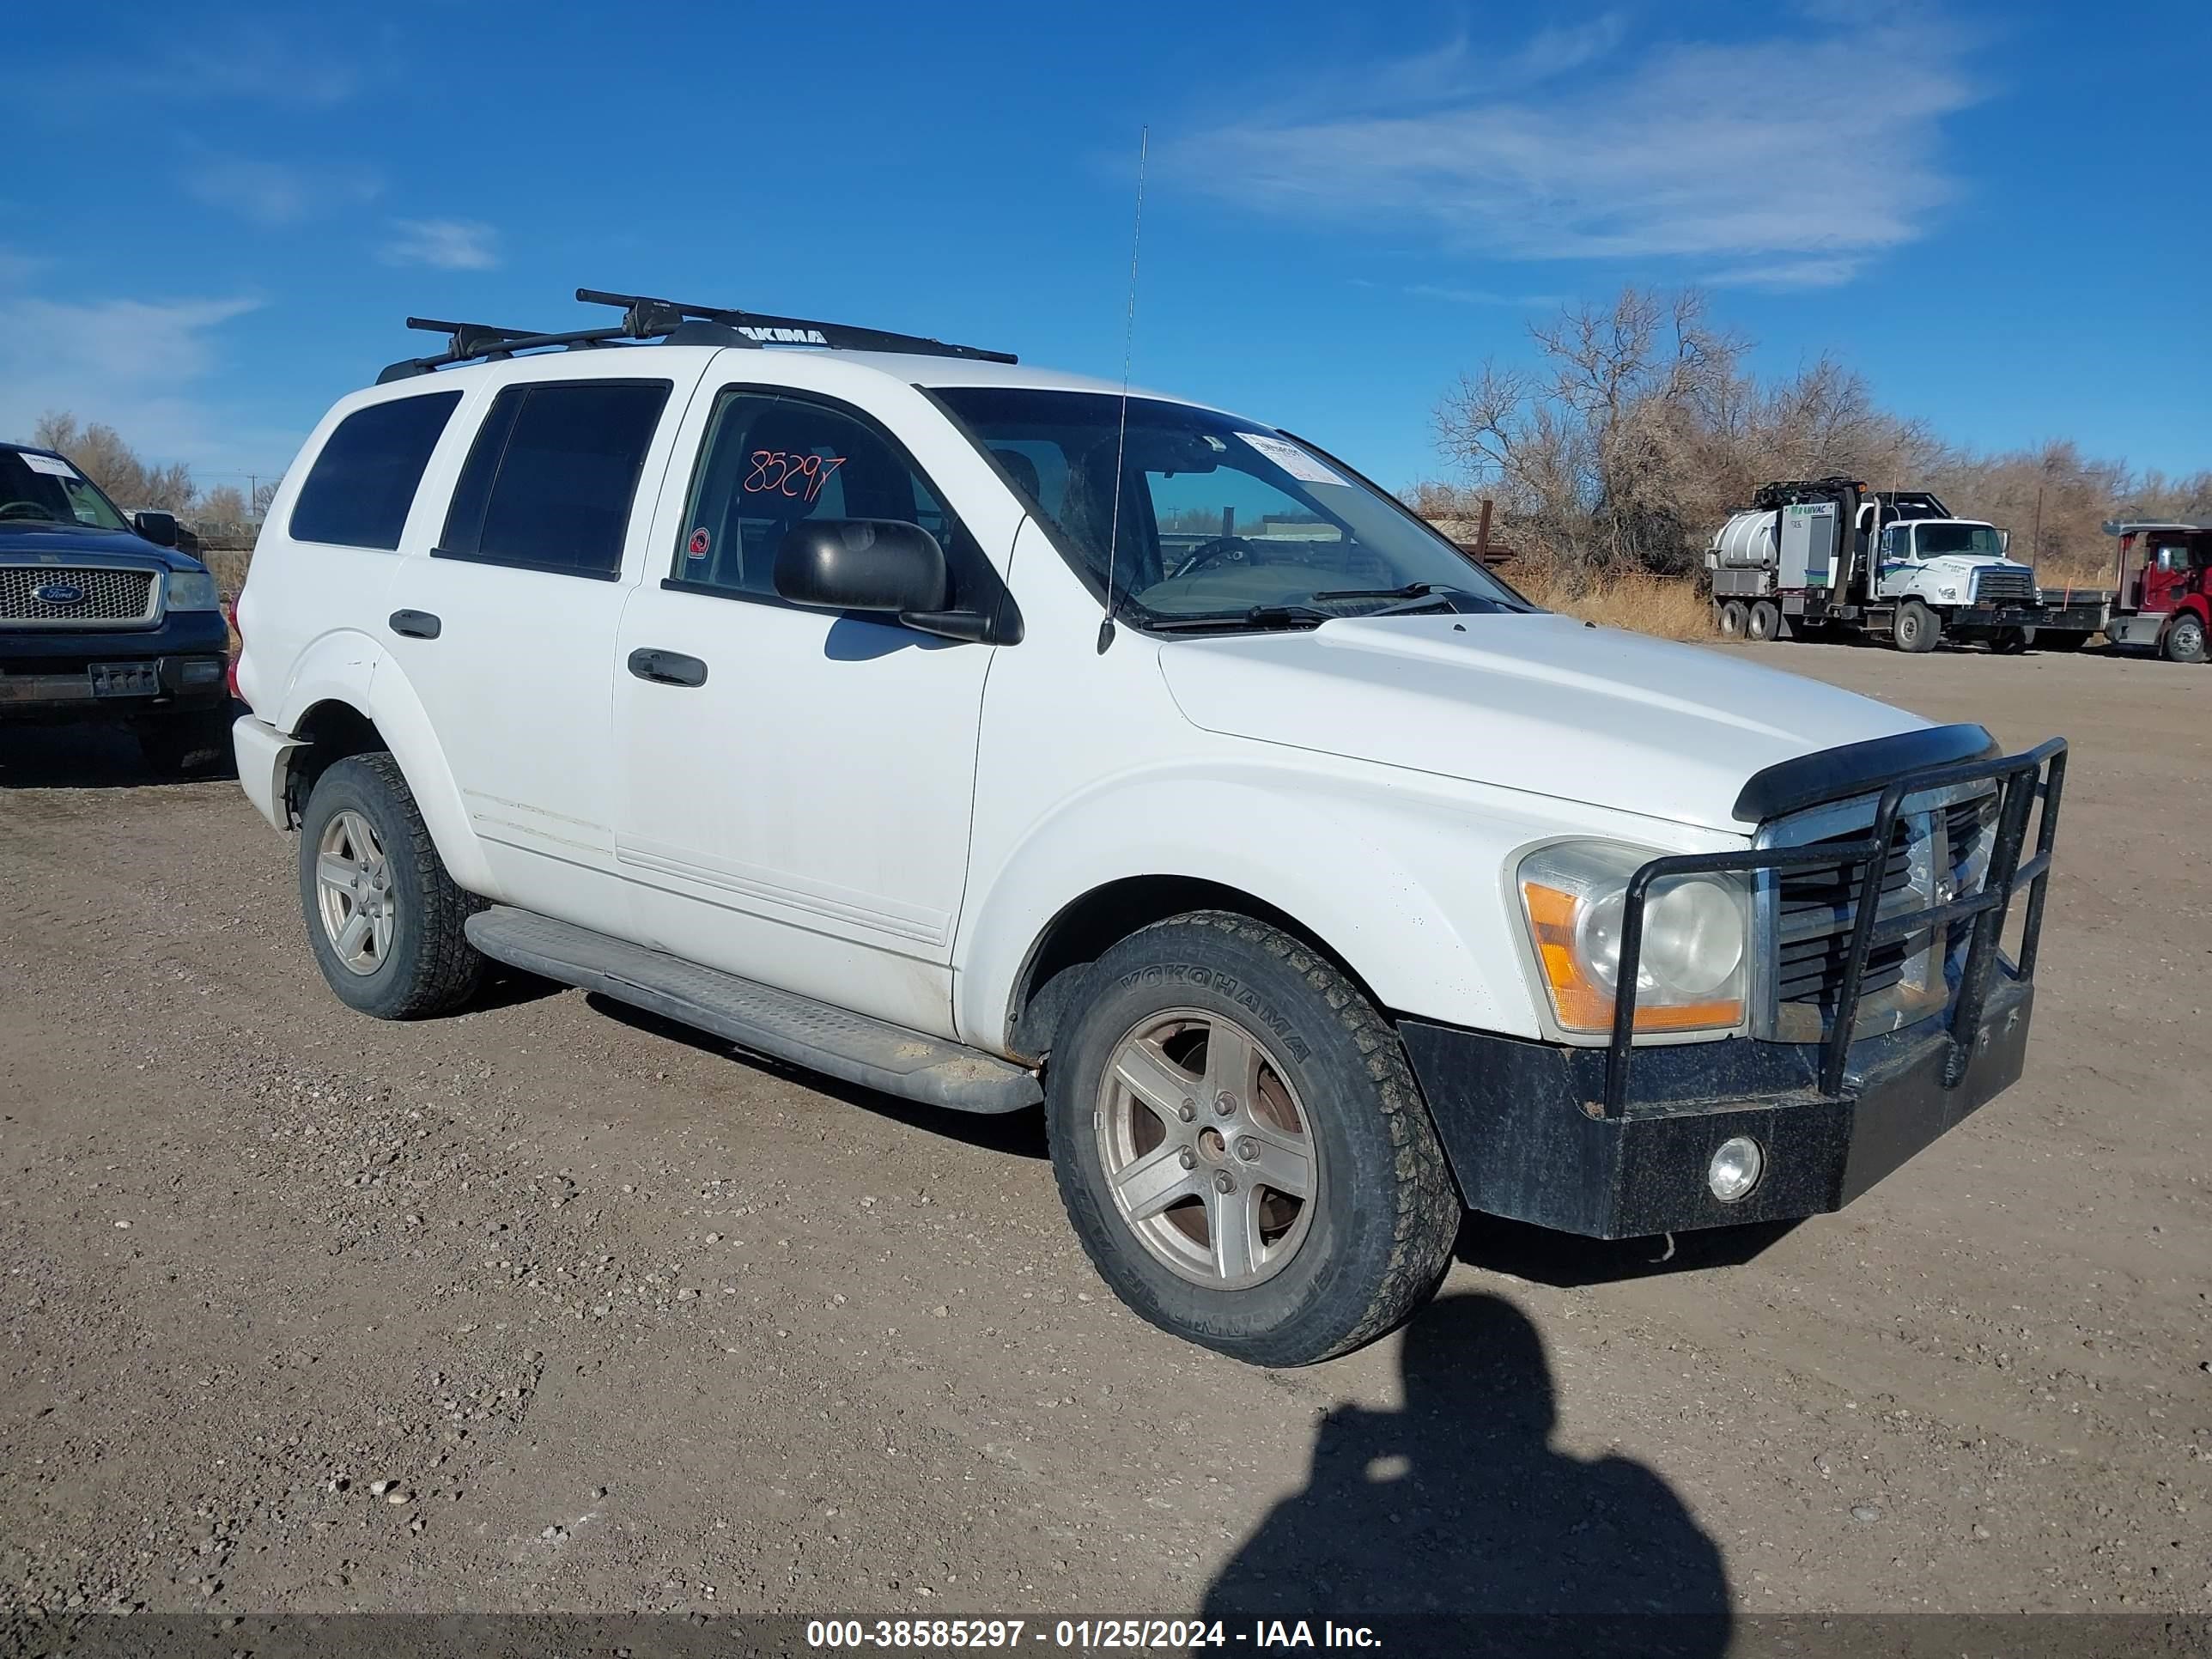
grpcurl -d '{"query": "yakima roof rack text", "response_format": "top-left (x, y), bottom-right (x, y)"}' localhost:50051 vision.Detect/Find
top-left (375, 288), bottom-right (1017, 383)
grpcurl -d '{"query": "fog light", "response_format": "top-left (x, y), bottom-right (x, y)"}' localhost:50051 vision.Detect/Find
top-left (1707, 1136), bottom-right (1764, 1203)
top-left (179, 657), bottom-right (224, 686)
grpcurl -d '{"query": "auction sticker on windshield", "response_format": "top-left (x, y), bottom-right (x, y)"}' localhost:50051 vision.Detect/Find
top-left (21, 453), bottom-right (78, 477)
top-left (1235, 432), bottom-right (1346, 488)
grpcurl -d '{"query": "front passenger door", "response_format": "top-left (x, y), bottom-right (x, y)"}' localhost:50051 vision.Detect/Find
top-left (610, 386), bottom-right (1002, 1037)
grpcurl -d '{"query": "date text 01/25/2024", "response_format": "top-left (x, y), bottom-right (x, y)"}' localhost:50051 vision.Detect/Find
top-left (805, 1619), bottom-right (1382, 1650)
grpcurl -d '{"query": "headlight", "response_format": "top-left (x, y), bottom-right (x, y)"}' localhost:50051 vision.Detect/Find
top-left (163, 570), bottom-right (221, 611)
top-left (1516, 841), bottom-right (1748, 1036)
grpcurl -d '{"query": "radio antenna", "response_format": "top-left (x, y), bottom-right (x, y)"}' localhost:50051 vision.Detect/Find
top-left (1097, 125), bottom-right (1148, 656)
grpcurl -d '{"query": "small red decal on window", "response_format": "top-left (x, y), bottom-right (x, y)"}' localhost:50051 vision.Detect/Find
top-left (687, 527), bottom-right (711, 558)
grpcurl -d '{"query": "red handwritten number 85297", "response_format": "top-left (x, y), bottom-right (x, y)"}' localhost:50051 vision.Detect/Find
top-left (742, 449), bottom-right (846, 504)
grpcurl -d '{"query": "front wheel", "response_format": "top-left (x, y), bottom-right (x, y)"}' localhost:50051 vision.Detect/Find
top-left (1893, 599), bottom-right (1942, 653)
top-left (297, 752), bottom-right (485, 1018)
top-left (1045, 912), bottom-right (1459, 1366)
top-left (2162, 614), bottom-right (2208, 664)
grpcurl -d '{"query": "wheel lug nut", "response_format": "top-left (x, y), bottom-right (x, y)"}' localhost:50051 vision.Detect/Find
top-left (1235, 1136), bottom-right (1257, 1160)
top-left (1212, 1170), bottom-right (1235, 1194)
top-left (1177, 1101), bottom-right (1196, 1122)
top-left (1177, 1149), bottom-right (1196, 1170)
top-left (1214, 1093), bottom-right (1236, 1116)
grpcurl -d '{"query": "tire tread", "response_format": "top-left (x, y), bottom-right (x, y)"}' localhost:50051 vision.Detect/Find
top-left (1048, 909), bottom-right (1458, 1364)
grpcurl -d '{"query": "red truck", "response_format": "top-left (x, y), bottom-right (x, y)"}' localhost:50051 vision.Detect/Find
top-left (2102, 520), bottom-right (2211, 663)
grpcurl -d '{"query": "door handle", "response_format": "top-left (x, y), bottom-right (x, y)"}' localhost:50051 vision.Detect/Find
top-left (389, 609), bottom-right (441, 640)
top-left (628, 647), bottom-right (708, 688)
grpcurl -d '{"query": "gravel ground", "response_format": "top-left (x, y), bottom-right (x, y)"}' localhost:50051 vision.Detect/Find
top-left (2, 640), bottom-right (2208, 1626)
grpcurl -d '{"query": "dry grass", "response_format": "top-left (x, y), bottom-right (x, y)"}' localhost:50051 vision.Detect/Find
top-left (1504, 565), bottom-right (1717, 641)
top-left (200, 546), bottom-right (252, 600)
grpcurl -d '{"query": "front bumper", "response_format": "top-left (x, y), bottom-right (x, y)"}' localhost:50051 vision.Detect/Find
top-left (1947, 602), bottom-right (2045, 631)
top-left (1403, 977), bottom-right (2033, 1237)
top-left (0, 611), bottom-right (230, 720)
top-left (1405, 736), bottom-right (2067, 1238)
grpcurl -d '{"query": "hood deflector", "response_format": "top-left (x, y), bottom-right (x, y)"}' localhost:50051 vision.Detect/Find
top-left (1732, 723), bottom-right (1999, 823)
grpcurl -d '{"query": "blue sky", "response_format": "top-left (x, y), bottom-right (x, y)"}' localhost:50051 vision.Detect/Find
top-left (5, 0), bottom-right (2206, 497)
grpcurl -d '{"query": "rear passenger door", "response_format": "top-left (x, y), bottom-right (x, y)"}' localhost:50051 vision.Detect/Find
top-left (609, 379), bottom-right (1010, 1038)
top-left (383, 366), bottom-right (690, 934)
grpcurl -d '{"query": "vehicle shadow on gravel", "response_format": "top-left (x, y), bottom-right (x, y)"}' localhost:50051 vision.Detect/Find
top-left (1202, 1291), bottom-right (1731, 1650)
top-left (1454, 1212), bottom-right (1802, 1289)
top-left (584, 994), bottom-right (1050, 1158)
top-left (0, 706), bottom-right (241, 790)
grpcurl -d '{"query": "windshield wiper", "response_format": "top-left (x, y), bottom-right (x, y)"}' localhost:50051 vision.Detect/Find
top-left (1146, 583), bottom-right (1514, 635)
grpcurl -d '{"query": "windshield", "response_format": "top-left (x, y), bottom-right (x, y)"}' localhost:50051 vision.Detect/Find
top-left (0, 448), bottom-right (132, 532)
top-left (931, 387), bottom-right (1529, 628)
top-left (1916, 522), bottom-right (2003, 558)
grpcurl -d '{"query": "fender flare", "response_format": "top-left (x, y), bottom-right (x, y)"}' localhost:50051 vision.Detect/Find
top-left (953, 772), bottom-right (1526, 1054)
top-left (271, 630), bottom-right (496, 895)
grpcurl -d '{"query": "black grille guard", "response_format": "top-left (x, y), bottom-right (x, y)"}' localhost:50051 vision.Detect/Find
top-left (1601, 737), bottom-right (2069, 1116)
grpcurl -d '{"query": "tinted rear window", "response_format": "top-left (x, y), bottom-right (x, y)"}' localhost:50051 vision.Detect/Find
top-left (439, 380), bottom-right (671, 579)
top-left (289, 392), bottom-right (462, 550)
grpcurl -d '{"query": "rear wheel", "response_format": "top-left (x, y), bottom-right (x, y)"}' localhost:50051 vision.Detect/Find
top-left (2162, 614), bottom-right (2208, 664)
top-left (298, 753), bottom-right (485, 1018)
top-left (1747, 599), bottom-right (1782, 641)
top-left (1045, 912), bottom-right (1458, 1366)
top-left (1717, 599), bottom-right (1749, 640)
top-left (1893, 599), bottom-right (1941, 653)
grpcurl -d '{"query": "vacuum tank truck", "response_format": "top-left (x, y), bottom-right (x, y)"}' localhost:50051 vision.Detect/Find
top-left (1707, 477), bottom-right (2105, 653)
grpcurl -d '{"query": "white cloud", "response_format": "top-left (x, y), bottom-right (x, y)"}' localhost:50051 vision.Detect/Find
top-left (380, 219), bottom-right (501, 271)
top-left (0, 291), bottom-right (295, 476)
top-left (185, 157), bottom-right (382, 227)
top-left (1164, 14), bottom-right (1976, 286)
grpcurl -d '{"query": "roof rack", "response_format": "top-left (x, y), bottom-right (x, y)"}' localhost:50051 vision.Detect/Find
top-left (574, 289), bottom-right (1017, 364)
top-left (376, 289), bottom-right (1016, 383)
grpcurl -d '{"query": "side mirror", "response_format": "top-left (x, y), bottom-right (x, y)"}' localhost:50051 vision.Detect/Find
top-left (1999, 529), bottom-right (2012, 554)
top-left (134, 510), bottom-right (179, 548)
top-left (774, 519), bottom-right (948, 616)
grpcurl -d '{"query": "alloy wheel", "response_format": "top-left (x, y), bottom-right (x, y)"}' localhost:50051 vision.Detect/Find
top-left (1094, 1007), bottom-right (1321, 1289)
top-left (314, 809), bottom-right (395, 975)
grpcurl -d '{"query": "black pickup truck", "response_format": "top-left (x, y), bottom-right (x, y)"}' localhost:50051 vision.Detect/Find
top-left (1, 442), bottom-right (232, 774)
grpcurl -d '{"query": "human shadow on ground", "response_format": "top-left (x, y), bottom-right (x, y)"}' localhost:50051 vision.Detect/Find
top-left (1202, 1291), bottom-right (1731, 1657)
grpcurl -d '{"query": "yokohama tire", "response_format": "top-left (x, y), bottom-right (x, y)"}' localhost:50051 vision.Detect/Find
top-left (297, 753), bottom-right (485, 1019)
top-left (1045, 911), bottom-right (1460, 1367)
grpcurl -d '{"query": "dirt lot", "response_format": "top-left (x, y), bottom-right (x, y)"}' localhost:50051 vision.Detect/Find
top-left (3, 641), bottom-right (2208, 1628)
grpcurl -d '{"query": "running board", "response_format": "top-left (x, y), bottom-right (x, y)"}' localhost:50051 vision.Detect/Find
top-left (465, 907), bottom-right (1041, 1115)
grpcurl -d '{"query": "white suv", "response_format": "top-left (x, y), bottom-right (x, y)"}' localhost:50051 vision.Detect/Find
top-left (233, 291), bottom-right (2068, 1365)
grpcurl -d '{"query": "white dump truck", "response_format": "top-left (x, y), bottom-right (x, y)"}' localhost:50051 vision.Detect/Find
top-left (1708, 477), bottom-right (2105, 653)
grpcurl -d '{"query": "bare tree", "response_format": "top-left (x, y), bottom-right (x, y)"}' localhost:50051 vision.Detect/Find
top-left (197, 484), bottom-right (248, 525)
top-left (27, 410), bottom-right (196, 512)
top-left (1435, 289), bottom-right (1744, 575)
top-left (1431, 286), bottom-right (2193, 585)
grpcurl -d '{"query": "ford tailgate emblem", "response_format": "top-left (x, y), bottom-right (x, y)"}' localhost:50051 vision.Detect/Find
top-left (32, 581), bottom-right (88, 606)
